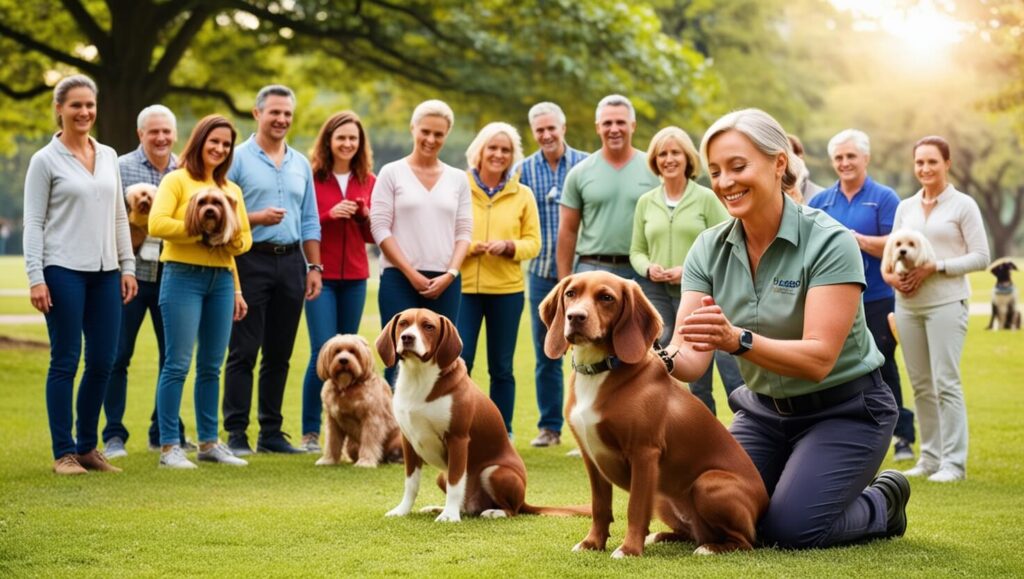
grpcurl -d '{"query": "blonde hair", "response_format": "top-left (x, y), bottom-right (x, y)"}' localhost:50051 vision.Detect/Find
top-left (410, 99), bottom-right (454, 134)
top-left (646, 127), bottom-right (700, 180)
top-left (465, 122), bottom-right (523, 173)
top-left (699, 108), bottom-right (798, 192)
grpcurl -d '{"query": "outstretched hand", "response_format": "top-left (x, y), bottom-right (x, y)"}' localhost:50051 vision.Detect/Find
top-left (678, 296), bottom-right (741, 353)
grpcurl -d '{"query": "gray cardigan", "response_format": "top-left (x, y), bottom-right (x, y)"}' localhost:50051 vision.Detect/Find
top-left (23, 135), bottom-right (135, 287)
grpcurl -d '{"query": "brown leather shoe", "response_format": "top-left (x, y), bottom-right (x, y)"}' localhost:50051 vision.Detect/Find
top-left (76, 449), bottom-right (123, 473)
top-left (53, 453), bottom-right (88, 475)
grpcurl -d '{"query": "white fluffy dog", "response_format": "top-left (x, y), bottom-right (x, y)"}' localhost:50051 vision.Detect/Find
top-left (882, 229), bottom-right (936, 291)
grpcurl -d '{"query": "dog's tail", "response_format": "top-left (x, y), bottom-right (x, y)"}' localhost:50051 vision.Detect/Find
top-left (519, 502), bottom-right (591, 517)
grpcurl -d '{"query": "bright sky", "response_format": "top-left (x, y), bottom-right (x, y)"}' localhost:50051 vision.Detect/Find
top-left (830, 0), bottom-right (972, 55)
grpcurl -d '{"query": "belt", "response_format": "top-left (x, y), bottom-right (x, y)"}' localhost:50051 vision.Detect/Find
top-left (251, 242), bottom-right (300, 255)
top-left (757, 369), bottom-right (881, 416)
top-left (579, 254), bottom-right (630, 265)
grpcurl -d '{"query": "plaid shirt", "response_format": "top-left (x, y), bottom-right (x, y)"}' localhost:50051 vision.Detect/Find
top-left (517, 145), bottom-right (588, 279)
top-left (118, 146), bottom-right (177, 283)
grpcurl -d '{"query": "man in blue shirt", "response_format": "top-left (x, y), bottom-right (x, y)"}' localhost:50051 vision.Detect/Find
top-left (518, 102), bottom-right (587, 449)
top-left (809, 128), bottom-right (915, 462)
top-left (224, 85), bottom-right (322, 455)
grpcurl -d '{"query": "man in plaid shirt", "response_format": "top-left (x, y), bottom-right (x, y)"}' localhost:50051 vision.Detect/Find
top-left (517, 102), bottom-right (587, 449)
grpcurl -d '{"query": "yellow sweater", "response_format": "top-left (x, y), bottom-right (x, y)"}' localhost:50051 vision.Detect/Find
top-left (149, 169), bottom-right (252, 289)
top-left (460, 173), bottom-right (540, 294)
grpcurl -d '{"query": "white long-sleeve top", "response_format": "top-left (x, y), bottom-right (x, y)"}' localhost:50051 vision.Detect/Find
top-left (893, 184), bottom-right (989, 308)
top-left (23, 135), bottom-right (134, 287)
top-left (369, 158), bottom-right (473, 272)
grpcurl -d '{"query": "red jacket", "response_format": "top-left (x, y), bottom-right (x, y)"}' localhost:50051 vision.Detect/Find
top-left (316, 173), bottom-right (376, 280)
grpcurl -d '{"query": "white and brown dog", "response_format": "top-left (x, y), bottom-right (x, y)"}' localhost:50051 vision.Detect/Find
top-left (125, 183), bottom-right (157, 253)
top-left (315, 334), bottom-right (403, 467)
top-left (183, 187), bottom-right (240, 246)
top-left (988, 259), bottom-right (1021, 330)
top-left (376, 308), bottom-right (587, 522)
top-left (541, 271), bottom-right (768, 558)
top-left (882, 229), bottom-right (936, 296)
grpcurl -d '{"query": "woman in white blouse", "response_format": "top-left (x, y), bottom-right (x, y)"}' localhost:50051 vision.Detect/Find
top-left (884, 136), bottom-right (990, 483)
top-left (369, 99), bottom-right (472, 385)
top-left (23, 75), bottom-right (137, 475)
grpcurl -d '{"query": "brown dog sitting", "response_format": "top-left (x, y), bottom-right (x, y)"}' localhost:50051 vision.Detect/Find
top-left (377, 308), bottom-right (587, 522)
top-left (540, 271), bottom-right (768, 558)
top-left (315, 334), bottom-right (403, 468)
top-left (125, 183), bottom-right (157, 253)
top-left (183, 187), bottom-right (240, 246)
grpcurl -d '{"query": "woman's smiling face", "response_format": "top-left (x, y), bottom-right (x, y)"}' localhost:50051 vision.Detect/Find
top-left (705, 129), bottom-right (785, 219)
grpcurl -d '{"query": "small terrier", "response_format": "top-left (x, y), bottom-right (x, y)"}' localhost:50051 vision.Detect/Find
top-left (125, 183), bottom-right (157, 253)
top-left (183, 187), bottom-right (240, 246)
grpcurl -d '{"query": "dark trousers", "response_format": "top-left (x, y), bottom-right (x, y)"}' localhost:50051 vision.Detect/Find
top-left (457, 292), bottom-right (524, 434)
top-left (43, 266), bottom-right (121, 458)
top-left (728, 372), bottom-right (897, 548)
top-left (101, 278), bottom-right (186, 446)
top-left (378, 268), bottom-right (461, 386)
top-left (223, 250), bottom-right (306, 437)
top-left (864, 297), bottom-right (915, 442)
top-left (528, 273), bottom-right (564, 433)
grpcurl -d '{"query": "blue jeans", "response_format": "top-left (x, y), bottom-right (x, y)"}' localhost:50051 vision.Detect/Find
top-left (42, 266), bottom-right (122, 459)
top-left (101, 278), bottom-right (186, 446)
top-left (378, 268), bottom-right (462, 386)
top-left (457, 292), bottom-right (524, 434)
top-left (301, 278), bottom-right (367, 435)
top-left (528, 273), bottom-right (563, 433)
top-left (155, 263), bottom-right (235, 445)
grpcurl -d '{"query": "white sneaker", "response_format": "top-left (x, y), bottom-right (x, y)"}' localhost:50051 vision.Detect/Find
top-left (927, 468), bottom-right (964, 483)
top-left (902, 464), bottom-right (937, 478)
top-left (159, 445), bottom-right (198, 469)
top-left (104, 437), bottom-right (127, 459)
top-left (198, 443), bottom-right (248, 466)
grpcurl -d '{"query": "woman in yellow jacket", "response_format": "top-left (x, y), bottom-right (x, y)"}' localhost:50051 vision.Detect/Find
top-left (459, 122), bottom-right (540, 436)
top-left (148, 115), bottom-right (252, 469)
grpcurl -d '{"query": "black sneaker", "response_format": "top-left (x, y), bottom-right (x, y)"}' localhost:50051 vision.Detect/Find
top-left (871, 470), bottom-right (911, 538)
top-left (257, 432), bottom-right (303, 454)
top-left (227, 431), bottom-right (254, 457)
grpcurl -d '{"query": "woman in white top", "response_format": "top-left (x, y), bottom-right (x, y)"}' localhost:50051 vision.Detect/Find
top-left (23, 75), bottom-right (138, 475)
top-left (369, 99), bottom-right (472, 385)
top-left (884, 136), bottom-right (990, 483)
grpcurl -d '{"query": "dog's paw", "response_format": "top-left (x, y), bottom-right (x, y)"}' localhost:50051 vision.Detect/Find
top-left (384, 506), bottom-right (411, 517)
top-left (572, 539), bottom-right (605, 552)
top-left (644, 533), bottom-right (661, 546)
top-left (480, 509), bottom-right (508, 519)
top-left (693, 545), bottom-right (716, 556)
top-left (419, 505), bottom-right (444, 514)
top-left (434, 509), bottom-right (461, 523)
top-left (354, 458), bottom-right (378, 468)
top-left (314, 457), bottom-right (337, 466)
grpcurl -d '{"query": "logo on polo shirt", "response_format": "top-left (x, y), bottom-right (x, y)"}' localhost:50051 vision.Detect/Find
top-left (772, 276), bottom-right (801, 295)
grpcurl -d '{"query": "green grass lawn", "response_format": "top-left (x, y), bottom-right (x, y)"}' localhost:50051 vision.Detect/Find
top-left (1, 255), bottom-right (1022, 577)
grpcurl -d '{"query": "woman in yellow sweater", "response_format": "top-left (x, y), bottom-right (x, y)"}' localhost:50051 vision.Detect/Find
top-left (458, 122), bottom-right (540, 436)
top-left (149, 115), bottom-right (252, 469)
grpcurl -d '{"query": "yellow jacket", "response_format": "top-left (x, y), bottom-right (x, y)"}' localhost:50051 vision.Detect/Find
top-left (149, 169), bottom-right (252, 289)
top-left (460, 173), bottom-right (540, 294)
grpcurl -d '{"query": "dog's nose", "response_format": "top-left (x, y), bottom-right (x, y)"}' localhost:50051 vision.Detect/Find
top-left (567, 310), bottom-right (588, 325)
top-left (898, 249), bottom-right (907, 256)
top-left (338, 357), bottom-right (349, 366)
top-left (400, 333), bottom-right (415, 345)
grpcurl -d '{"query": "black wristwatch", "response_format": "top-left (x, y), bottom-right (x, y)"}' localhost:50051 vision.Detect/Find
top-left (731, 329), bottom-right (753, 356)
top-left (307, 263), bottom-right (323, 274)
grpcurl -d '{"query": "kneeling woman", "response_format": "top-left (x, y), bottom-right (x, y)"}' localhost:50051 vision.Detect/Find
top-left (458, 122), bottom-right (540, 435)
top-left (668, 109), bottom-right (910, 548)
top-left (149, 115), bottom-right (252, 469)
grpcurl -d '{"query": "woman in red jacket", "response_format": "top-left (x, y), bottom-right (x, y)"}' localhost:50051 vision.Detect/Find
top-left (301, 111), bottom-right (376, 453)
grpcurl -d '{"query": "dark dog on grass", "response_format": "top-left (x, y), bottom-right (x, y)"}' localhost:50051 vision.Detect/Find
top-left (988, 259), bottom-right (1021, 330)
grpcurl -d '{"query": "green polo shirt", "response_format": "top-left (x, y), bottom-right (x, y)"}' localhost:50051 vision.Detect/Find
top-left (561, 150), bottom-right (661, 256)
top-left (682, 195), bottom-right (883, 398)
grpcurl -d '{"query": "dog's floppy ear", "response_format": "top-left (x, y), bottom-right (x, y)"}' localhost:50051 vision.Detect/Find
top-left (215, 194), bottom-right (240, 246)
top-left (915, 231), bottom-right (937, 266)
top-left (353, 334), bottom-right (376, 382)
top-left (881, 234), bottom-right (897, 274)
top-left (540, 276), bottom-right (573, 359)
top-left (376, 314), bottom-right (402, 368)
top-left (612, 280), bottom-right (662, 364)
top-left (434, 314), bottom-right (463, 369)
top-left (184, 192), bottom-right (203, 237)
top-left (316, 336), bottom-right (339, 381)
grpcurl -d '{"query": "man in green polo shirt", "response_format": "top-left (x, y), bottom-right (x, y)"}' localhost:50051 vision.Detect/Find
top-left (556, 94), bottom-right (660, 280)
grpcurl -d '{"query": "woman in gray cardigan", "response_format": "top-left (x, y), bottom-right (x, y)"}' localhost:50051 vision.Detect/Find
top-left (23, 75), bottom-right (137, 475)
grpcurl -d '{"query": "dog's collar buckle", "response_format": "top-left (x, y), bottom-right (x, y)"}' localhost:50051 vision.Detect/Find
top-left (572, 354), bottom-right (620, 375)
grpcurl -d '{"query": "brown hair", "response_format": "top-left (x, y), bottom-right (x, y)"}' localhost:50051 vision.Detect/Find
top-left (309, 111), bottom-right (374, 184)
top-left (787, 134), bottom-right (805, 157)
top-left (180, 115), bottom-right (237, 187)
top-left (53, 74), bottom-right (97, 128)
top-left (913, 136), bottom-right (950, 161)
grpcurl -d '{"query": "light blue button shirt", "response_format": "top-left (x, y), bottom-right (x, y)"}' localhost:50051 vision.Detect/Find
top-left (227, 136), bottom-right (320, 244)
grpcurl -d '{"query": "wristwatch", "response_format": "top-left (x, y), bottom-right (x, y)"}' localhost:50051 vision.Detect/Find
top-left (731, 329), bottom-right (753, 356)
top-left (446, 268), bottom-right (460, 278)
top-left (307, 263), bottom-right (323, 274)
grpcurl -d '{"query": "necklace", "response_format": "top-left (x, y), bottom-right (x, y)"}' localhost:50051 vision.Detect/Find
top-left (921, 197), bottom-right (938, 206)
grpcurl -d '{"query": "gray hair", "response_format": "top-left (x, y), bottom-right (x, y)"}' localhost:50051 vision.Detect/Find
top-left (527, 102), bottom-right (566, 127)
top-left (136, 104), bottom-right (177, 131)
top-left (699, 108), bottom-right (798, 192)
top-left (255, 84), bottom-right (296, 111)
top-left (594, 94), bottom-right (636, 123)
top-left (827, 129), bottom-right (870, 158)
top-left (53, 75), bottom-right (97, 128)
top-left (465, 122), bottom-right (524, 173)
top-left (410, 99), bottom-right (455, 133)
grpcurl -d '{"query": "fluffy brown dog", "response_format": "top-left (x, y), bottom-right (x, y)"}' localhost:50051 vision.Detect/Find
top-left (541, 271), bottom-right (768, 558)
top-left (315, 334), bottom-right (403, 467)
top-left (125, 183), bottom-right (157, 253)
top-left (184, 187), bottom-right (240, 246)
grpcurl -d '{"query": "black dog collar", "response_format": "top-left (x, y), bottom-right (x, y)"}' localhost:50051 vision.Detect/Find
top-left (572, 354), bottom-right (621, 375)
